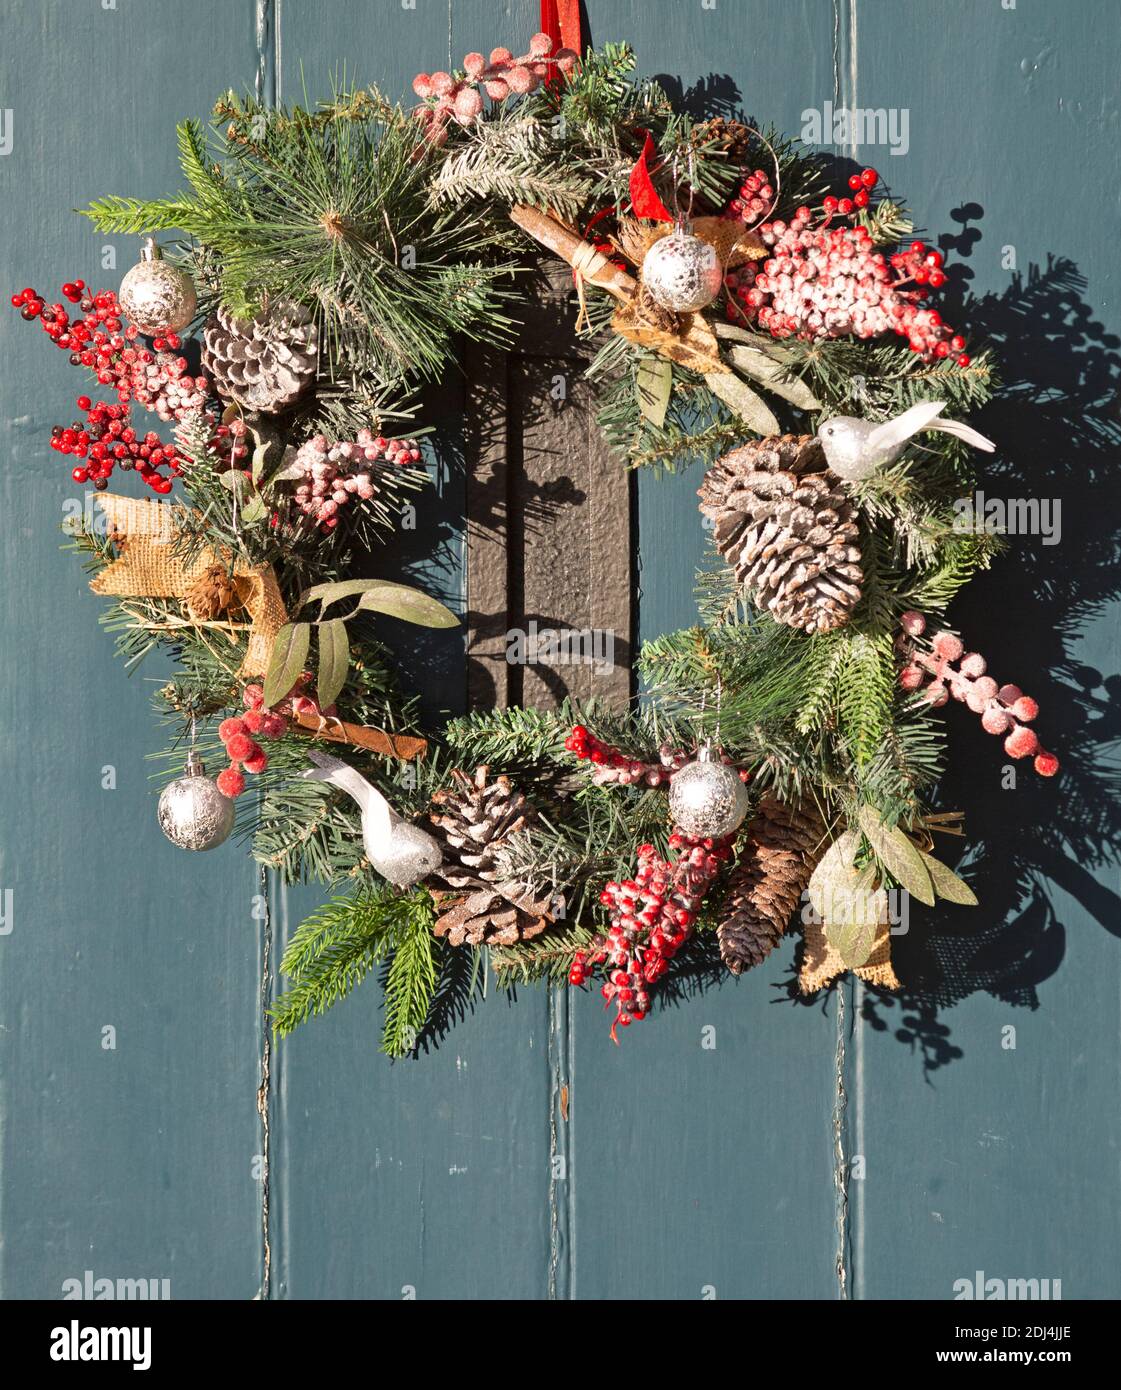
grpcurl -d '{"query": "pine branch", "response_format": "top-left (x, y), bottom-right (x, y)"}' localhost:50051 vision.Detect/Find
top-left (380, 894), bottom-right (439, 1058)
top-left (270, 885), bottom-right (406, 1036)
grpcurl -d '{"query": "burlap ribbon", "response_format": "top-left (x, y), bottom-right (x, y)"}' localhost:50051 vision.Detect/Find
top-left (798, 915), bottom-right (901, 993)
top-left (89, 493), bottom-right (287, 677)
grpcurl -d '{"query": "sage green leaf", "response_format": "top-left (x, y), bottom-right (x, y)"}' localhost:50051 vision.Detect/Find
top-left (857, 806), bottom-right (935, 907)
top-left (918, 850), bottom-right (979, 906)
top-left (704, 371), bottom-right (780, 435)
top-left (825, 911), bottom-right (881, 970)
top-left (316, 618), bottom-right (349, 710)
top-left (636, 357), bottom-right (672, 428)
top-left (239, 495), bottom-right (268, 526)
top-left (219, 469), bottom-right (249, 495)
top-left (810, 832), bottom-right (887, 962)
top-left (723, 343), bottom-right (822, 410)
top-left (297, 578), bottom-right (392, 615)
top-left (357, 581), bottom-right (459, 628)
top-left (251, 438), bottom-right (272, 485)
top-left (263, 622), bottom-right (311, 708)
top-left (268, 445), bottom-right (303, 486)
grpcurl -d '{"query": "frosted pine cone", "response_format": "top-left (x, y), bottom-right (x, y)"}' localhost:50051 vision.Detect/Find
top-left (698, 434), bottom-right (863, 634)
top-left (426, 767), bottom-right (553, 947)
top-left (201, 300), bottom-right (318, 414)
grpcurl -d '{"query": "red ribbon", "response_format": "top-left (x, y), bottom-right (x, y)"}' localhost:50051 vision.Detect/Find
top-left (540, 0), bottom-right (582, 55)
top-left (628, 130), bottom-right (674, 223)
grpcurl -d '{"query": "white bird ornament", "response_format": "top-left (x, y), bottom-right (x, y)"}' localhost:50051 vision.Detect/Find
top-left (301, 749), bottom-right (443, 888)
top-left (817, 400), bottom-right (995, 483)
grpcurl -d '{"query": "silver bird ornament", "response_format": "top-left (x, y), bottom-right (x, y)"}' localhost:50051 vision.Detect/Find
top-left (817, 401), bottom-right (995, 482)
top-left (301, 749), bottom-right (443, 888)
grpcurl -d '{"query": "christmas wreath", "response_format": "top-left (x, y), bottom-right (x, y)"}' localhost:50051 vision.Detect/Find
top-left (16, 26), bottom-right (1058, 1056)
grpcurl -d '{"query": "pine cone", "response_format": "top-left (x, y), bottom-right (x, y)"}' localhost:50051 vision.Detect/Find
top-left (427, 767), bottom-right (553, 947)
top-left (698, 434), bottom-right (863, 633)
top-left (696, 116), bottom-right (757, 175)
top-left (717, 795), bottom-right (826, 975)
top-left (201, 300), bottom-right (318, 414)
top-left (184, 563), bottom-right (245, 620)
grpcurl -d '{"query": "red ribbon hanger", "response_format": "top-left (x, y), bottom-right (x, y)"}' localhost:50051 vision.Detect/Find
top-left (540, 0), bottom-right (582, 55)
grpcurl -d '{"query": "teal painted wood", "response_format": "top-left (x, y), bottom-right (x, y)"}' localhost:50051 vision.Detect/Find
top-left (828, 0), bottom-right (1121, 1301)
top-left (0, 2), bottom-right (267, 1299)
top-left (2, 0), bottom-right (1118, 1303)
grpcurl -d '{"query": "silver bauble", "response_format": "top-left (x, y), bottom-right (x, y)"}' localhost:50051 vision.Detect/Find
top-left (119, 237), bottom-right (197, 335)
top-left (157, 753), bottom-right (236, 851)
top-left (641, 229), bottom-right (723, 313)
top-left (668, 746), bottom-right (750, 838)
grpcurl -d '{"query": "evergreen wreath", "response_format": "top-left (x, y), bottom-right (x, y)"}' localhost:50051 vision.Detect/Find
top-left (14, 33), bottom-right (1058, 1056)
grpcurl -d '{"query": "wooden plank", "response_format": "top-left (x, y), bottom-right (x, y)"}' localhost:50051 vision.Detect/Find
top-left (833, 0), bottom-right (1121, 1300)
top-left (0, 0), bottom-right (265, 1299)
top-left (265, 0), bottom-right (555, 1303)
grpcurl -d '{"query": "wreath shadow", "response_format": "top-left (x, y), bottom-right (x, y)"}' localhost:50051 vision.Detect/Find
top-left (667, 210), bottom-right (1121, 1075)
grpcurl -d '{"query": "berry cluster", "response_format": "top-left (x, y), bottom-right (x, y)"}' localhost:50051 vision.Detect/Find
top-left (724, 172), bottom-right (970, 365)
top-left (897, 611), bottom-right (1058, 777)
top-left (412, 33), bottom-right (577, 144)
top-left (563, 723), bottom-right (684, 786)
top-left (12, 281), bottom-right (218, 491)
top-left (725, 167), bottom-right (776, 228)
top-left (214, 674), bottom-right (338, 798)
top-left (285, 429), bottom-right (421, 531)
top-left (570, 833), bottom-right (735, 1041)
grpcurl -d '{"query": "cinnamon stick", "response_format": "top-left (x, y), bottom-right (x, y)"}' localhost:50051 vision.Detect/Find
top-left (290, 710), bottom-right (427, 760)
top-left (509, 203), bottom-right (638, 302)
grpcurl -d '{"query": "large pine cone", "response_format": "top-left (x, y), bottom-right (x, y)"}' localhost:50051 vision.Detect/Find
top-left (698, 434), bottom-right (862, 633)
top-left (201, 300), bottom-right (318, 414)
top-left (718, 795), bottom-right (826, 975)
top-left (426, 767), bottom-right (552, 947)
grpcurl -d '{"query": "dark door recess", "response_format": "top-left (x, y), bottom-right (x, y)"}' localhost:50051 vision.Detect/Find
top-left (464, 262), bottom-right (632, 712)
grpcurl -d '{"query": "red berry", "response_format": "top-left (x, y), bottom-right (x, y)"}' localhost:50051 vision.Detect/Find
top-left (1034, 752), bottom-right (1060, 778)
top-left (848, 174), bottom-right (863, 190)
top-left (218, 717), bottom-right (247, 743)
top-left (956, 353), bottom-right (971, 368)
top-left (860, 167), bottom-right (878, 187)
top-left (853, 190), bottom-right (869, 208)
top-left (242, 747), bottom-right (268, 775)
top-left (216, 767), bottom-right (246, 798)
top-left (1004, 725), bottom-right (1039, 759)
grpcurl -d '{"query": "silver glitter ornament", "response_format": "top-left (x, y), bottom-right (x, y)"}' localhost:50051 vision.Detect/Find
top-left (641, 227), bottom-right (723, 314)
top-left (668, 745), bottom-right (750, 838)
top-left (301, 749), bottom-right (444, 888)
top-left (157, 752), bottom-right (236, 851)
top-left (119, 237), bottom-right (197, 336)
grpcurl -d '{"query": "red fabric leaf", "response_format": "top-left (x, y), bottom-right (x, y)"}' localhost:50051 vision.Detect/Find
top-left (629, 131), bottom-right (674, 223)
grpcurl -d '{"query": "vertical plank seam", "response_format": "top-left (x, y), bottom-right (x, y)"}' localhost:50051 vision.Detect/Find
top-left (256, 863), bottom-right (273, 1300)
top-left (832, 982), bottom-right (851, 1299)
top-left (830, 0), bottom-right (861, 1300)
top-left (547, 984), bottom-right (573, 1299)
top-left (253, 0), bottom-right (279, 1301)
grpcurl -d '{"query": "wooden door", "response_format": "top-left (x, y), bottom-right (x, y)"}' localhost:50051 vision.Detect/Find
top-left (1, 0), bottom-right (1118, 1301)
